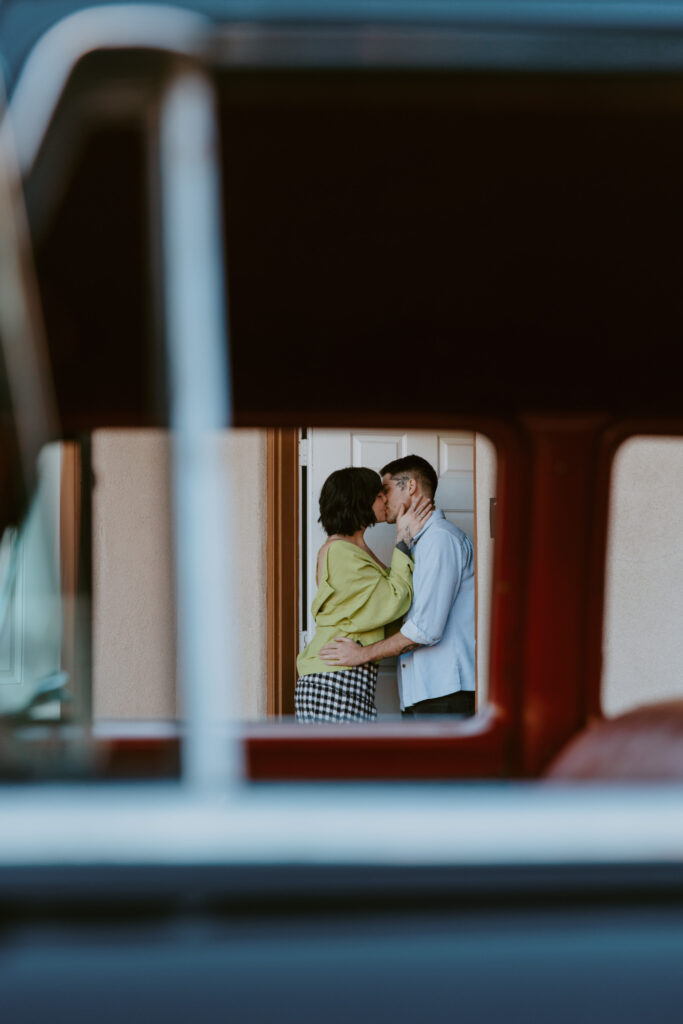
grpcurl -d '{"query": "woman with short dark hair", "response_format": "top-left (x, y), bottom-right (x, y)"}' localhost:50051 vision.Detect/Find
top-left (295, 467), bottom-right (431, 722)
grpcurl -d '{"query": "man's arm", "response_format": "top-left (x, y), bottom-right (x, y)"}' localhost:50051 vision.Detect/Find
top-left (400, 532), bottom-right (467, 646)
top-left (320, 631), bottom-right (421, 668)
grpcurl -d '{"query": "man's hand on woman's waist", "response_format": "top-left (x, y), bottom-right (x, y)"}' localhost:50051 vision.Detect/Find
top-left (320, 631), bottom-right (420, 666)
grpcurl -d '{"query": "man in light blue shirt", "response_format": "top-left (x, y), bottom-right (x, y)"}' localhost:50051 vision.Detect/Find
top-left (320, 455), bottom-right (475, 717)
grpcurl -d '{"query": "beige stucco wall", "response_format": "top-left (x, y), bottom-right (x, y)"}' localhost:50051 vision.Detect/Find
top-left (602, 437), bottom-right (683, 717)
top-left (92, 429), bottom-right (267, 720)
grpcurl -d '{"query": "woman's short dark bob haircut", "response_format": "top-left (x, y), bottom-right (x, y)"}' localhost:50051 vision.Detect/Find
top-left (318, 467), bottom-right (382, 536)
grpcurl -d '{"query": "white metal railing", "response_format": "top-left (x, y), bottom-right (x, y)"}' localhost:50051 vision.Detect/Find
top-left (160, 67), bottom-right (242, 790)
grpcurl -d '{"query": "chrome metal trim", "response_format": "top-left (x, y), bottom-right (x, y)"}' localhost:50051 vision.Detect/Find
top-left (159, 67), bottom-right (241, 790)
top-left (4, 5), bottom-right (209, 176)
top-left (0, 782), bottom-right (683, 866)
top-left (10, 2), bottom-right (683, 179)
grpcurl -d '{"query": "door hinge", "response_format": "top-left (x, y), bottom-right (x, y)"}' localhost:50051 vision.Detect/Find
top-left (298, 438), bottom-right (308, 467)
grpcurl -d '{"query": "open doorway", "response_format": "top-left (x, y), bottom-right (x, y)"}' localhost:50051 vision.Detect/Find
top-left (301, 429), bottom-right (496, 718)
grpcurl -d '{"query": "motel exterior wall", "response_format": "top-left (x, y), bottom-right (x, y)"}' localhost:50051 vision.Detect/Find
top-left (88, 431), bottom-right (681, 721)
top-left (91, 429), bottom-right (267, 720)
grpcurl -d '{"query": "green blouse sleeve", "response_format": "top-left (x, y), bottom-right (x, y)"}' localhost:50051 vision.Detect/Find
top-left (319, 543), bottom-right (414, 632)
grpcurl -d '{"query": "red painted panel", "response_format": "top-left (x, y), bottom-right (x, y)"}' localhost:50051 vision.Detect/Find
top-left (246, 710), bottom-right (510, 781)
top-left (518, 417), bottom-right (609, 775)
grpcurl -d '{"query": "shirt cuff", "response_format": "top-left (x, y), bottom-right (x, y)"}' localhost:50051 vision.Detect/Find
top-left (401, 618), bottom-right (435, 646)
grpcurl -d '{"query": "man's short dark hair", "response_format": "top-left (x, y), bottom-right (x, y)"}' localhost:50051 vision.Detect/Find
top-left (380, 455), bottom-right (438, 501)
top-left (318, 467), bottom-right (382, 536)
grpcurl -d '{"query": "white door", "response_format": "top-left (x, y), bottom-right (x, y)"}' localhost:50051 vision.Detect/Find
top-left (304, 429), bottom-right (485, 716)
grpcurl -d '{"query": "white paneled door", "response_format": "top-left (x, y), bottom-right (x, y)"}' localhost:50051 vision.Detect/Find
top-left (304, 429), bottom-right (488, 716)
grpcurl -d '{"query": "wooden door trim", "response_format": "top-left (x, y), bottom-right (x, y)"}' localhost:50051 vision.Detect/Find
top-left (266, 429), bottom-right (300, 717)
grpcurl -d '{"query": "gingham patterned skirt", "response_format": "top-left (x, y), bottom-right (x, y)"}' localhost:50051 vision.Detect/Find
top-left (295, 663), bottom-right (379, 722)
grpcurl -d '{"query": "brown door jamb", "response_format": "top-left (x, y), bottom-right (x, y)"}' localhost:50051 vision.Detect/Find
top-left (266, 429), bottom-right (299, 717)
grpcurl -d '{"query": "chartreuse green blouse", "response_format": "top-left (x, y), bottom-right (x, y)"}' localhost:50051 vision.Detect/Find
top-left (296, 540), bottom-right (414, 677)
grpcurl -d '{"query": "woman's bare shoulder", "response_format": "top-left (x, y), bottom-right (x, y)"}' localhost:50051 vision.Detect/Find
top-left (316, 538), bottom-right (358, 582)
top-left (321, 539), bottom-right (377, 565)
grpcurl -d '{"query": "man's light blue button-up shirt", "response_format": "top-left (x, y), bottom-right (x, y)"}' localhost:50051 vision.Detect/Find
top-left (398, 509), bottom-right (475, 710)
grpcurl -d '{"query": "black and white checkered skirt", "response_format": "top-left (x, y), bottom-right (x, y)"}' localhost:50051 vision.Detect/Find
top-left (295, 664), bottom-right (379, 722)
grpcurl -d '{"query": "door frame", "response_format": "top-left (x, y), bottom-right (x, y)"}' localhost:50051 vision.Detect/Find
top-left (266, 428), bottom-right (299, 717)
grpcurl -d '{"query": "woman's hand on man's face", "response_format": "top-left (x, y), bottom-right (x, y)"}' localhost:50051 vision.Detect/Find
top-left (396, 495), bottom-right (433, 543)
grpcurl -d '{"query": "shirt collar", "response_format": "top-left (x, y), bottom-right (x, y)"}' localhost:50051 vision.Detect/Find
top-left (411, 508), bottom-right (444, 549)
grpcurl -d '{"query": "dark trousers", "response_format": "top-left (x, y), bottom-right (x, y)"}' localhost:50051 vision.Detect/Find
top-left (402, 690), bottom-right (476, 718)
